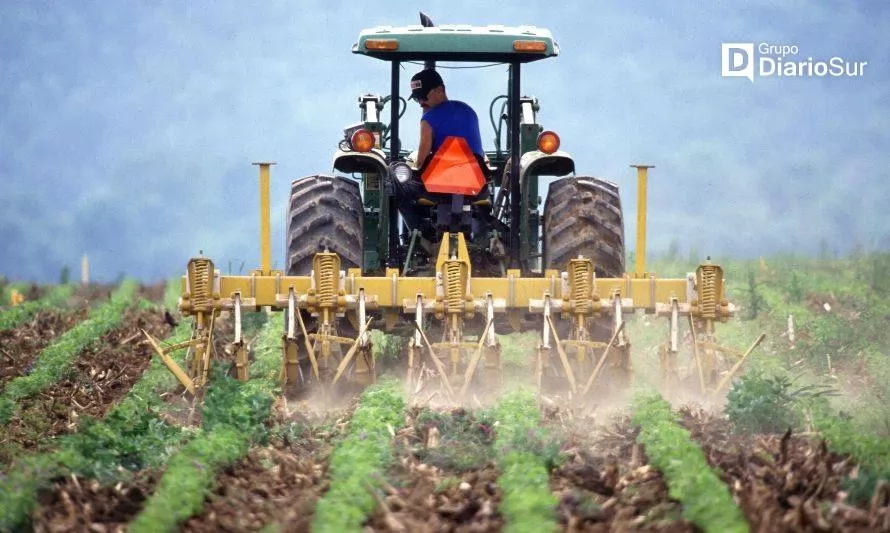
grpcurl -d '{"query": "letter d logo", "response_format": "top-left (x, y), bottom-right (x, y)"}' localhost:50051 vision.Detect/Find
top-left (722, 43), bottom-right (755, 82)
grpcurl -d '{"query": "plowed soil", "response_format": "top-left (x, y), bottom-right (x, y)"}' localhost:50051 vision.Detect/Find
top-left (551, 413), bottom-right (694, 532)
top-left (182, 410), bottom-right (337, 533)
top-left (366, 407), bottom-right (504, 533)
top-left (0, 307), bottom-right (174, 462)
top-left (679, 406), bottom-right (890, 533)
top-left (23, 397), bottom-right (890, 532)
top-left (0, 307), bottom-right (90, 388)
top-left (32, 471), bottom-right (159, 533)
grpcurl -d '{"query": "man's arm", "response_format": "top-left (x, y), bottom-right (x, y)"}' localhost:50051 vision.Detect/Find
top-left (416, 120), bottom-right (433, 168)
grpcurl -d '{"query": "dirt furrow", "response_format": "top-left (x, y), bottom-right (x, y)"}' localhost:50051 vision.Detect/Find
top-left (0, 308), bottom-right (174, 462)
top-left (32, 471), bottom-right (159, 532)
top-left (679, 406), bottom-right (890, 533)
top-left (181, 410), bottom-right (338, 533)
top-left (0, 307), bottom-right (90, 388)
top-left (366, 406), bottom-right (503, 532)
top-left (549, 410), bottom-right (696, 533)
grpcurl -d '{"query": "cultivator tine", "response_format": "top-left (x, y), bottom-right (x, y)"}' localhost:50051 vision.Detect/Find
top-left (142, 330), bottom-right (196, 394)
top-left (331, 317), bottom-right (374, 385)
top-left (688, 315), bottom-right (707, 394)
top-left (580, 320), bottom-right (626, 396)
top-left (482, 294), bottom-right (501, 382)
top-left (406, 295), bottom-right (424, 392)
top-left (289, 289), bottom-right (320, 384)
top-left (545, 314), bottom-right (578, 394)
top-left (713, 333), bottom-right (766, 395)
top-left (232, 293), bottom-right (248, 382)
top-left (460, 318), bottom-right (494, 395)
top-left (669, 298), bottom-right (679, 353)
top-left (536, 295), bottom-right (553, 395)
top-left (181, 309), bottom-right (215, 390)
top-left (411, 321), bottom-right (455, 401)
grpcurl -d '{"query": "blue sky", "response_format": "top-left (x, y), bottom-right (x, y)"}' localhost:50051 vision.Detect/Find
top-left (1, 0), bottom-right (887, 283)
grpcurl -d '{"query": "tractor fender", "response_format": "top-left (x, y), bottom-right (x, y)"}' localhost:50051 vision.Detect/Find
top-left (519, 150), bottom-right (575, 185)
top-left (332, 148), bottom-right (389, 175)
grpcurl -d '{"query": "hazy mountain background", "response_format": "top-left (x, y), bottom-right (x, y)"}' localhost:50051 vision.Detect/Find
top-left (1, 0), bottom-right (887, 283)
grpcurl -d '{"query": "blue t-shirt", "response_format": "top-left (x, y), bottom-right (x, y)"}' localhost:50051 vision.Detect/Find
top-left (422, 100), bottom-right (484, 156)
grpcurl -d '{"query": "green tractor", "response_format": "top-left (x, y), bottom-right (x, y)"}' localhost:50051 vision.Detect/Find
top-left (150, 15), bottom-right (744, 401)
top-left (288, 16), bottom-right (624, 281)
top-left (283, 14), bottom-right (630, 395)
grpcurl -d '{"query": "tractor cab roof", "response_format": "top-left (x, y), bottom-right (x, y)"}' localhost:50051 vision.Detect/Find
top-left (352, 24), bottom-right (559, 63)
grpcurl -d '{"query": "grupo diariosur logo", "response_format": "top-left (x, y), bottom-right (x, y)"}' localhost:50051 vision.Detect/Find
top-left (721, 43), bottom-right (868, 82)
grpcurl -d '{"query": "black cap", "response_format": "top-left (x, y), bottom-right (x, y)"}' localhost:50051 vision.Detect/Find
top-left (409, 69), bottom-right (443, 100)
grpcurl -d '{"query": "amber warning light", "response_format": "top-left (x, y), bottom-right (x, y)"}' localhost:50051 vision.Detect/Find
top-left (365, 39), bottom-right (399, 51)
top-left (351, 129), bottom-right (376, 152)
top-left (537, 131), bottom-right (560, 154)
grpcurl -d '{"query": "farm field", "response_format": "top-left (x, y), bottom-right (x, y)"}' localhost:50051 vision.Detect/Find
top-left (0, 253), bottom-right (889, 532)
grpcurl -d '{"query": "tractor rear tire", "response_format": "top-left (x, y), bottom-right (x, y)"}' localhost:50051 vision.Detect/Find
top-left (543, 176), bottom-right (625, 276)
top-left (285, 175), bottom-right (363, 389)
top-left (286, 175), bottom-right (363, 275)
top-left (542, 176), bottom-right (629, 396)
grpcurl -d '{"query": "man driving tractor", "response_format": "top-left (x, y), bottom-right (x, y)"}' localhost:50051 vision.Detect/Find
top-left (394, 68), bottom-right (489, 237)
top-left (409, 68), bottom-right (484, 165)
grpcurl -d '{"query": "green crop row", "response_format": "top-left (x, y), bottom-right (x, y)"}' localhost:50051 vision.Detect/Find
top-left (813, 410), bottom-right (890, 503)
top-left (492, 389), bottom-right (559, 533)
top-left (0, 280), bottom-right (139, 423)
top-left (0, 279), bottom-right (192, 531)
top-left (312, 380), bottom-right (407, 533)
top-left (129, 311), bottom-right (283, 533)
top-left (129, 426), bottom-right (249, 533)
top-left (0, 283), bottom-right (76, 331)
top-left (632, 393), bottom-right (748, 533)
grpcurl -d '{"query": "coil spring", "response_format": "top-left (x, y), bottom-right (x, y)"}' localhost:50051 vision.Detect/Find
top-left (188, 258), bottom-right (213, 312)
top-left (315, 254), bottom-right (336, 308)
top-left (570, 261), bottom-right (592, 314)
top-left (444, 261), bottom-right (465, 313)
top-left (699, 265), bottom-right (718, 318)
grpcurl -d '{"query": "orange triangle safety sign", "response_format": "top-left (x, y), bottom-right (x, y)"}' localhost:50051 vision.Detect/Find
top-left (421, 136), bottom-right (486, 195)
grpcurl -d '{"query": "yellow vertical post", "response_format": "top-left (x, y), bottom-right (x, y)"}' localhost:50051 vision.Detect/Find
top-left (631, 164), bottom-right (655, 277)
top-left (253, 162), bottom-right (275, 275)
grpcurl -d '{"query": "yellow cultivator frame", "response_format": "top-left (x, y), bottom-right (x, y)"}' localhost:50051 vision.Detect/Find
top-left (146, 164), bottom-right (760, 400)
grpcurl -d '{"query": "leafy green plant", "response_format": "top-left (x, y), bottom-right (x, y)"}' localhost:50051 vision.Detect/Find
top-left (129, 427), bottom-right (248, 533)
top-left (499, 331), bottom-right (539, 368)
top-left (745, 268), bottom-right (766, 320)
top-left (312, 380), bottom-right (406, 533)
top-left (0, 450), bottom-right (71, 530)
top-left (813, 409), bottom-right (890, 505)
top-left (632, 393), bottom-right (748, 533)
top-left (725, 370), bottom-right (836, 434)
top-left (415, 407), bottom-right (495, 472)
top-left (786, 271), bottom-right (804, 304)
top-left (492, 389), bottom-right (559, 533)
top-left (269, 419), bottom-right (309, 447)
top-left (369, 329), bottom-right (405, 361)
